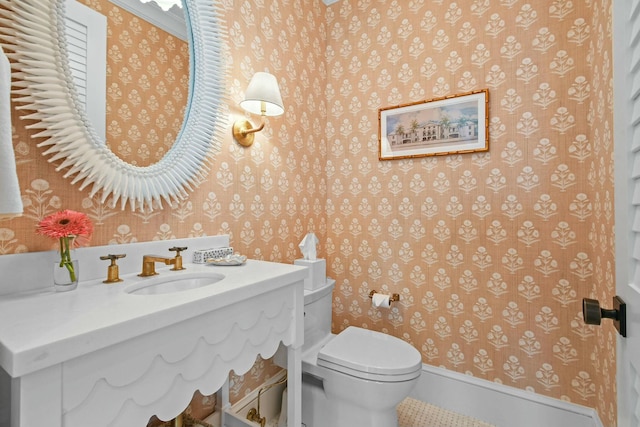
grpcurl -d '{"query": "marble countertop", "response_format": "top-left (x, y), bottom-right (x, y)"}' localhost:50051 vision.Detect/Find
top-left (0, 259), bottom-right (307, 378)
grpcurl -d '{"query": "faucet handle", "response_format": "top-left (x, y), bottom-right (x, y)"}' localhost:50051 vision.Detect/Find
top-left (169, 246), bottom-right (187, 255)
top-left (169, 246), bottom-right (187, 271)
top-left (100, 254), bottom-right (126, 283)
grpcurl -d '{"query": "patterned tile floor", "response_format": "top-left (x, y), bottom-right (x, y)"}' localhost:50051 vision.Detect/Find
top-left (398, 398), bottom-right (496, 427)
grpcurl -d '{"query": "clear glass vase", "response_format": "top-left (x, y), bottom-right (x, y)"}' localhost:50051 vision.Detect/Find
top-left (53, 259), bottom-right (79, 292)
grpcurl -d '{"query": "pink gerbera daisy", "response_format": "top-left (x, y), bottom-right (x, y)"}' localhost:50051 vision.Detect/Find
top-left (36, 209), bottom-right (93, 242)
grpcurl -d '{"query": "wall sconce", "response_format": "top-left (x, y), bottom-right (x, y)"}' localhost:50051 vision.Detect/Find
top-left (232, 72), bottom-right (284, 147)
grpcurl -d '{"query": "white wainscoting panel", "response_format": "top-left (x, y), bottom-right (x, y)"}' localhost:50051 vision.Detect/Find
top-left (410, 364), bottom-right (604, 427)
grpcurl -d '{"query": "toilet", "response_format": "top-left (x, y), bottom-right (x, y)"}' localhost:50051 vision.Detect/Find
top-left (285, 279), bottom-right (422, 427)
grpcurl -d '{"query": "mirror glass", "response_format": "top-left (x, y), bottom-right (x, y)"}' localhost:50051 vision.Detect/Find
top-left (65, 0), bottom-right (190, 167)
top-left (0, 0), bottom-right (226, 211)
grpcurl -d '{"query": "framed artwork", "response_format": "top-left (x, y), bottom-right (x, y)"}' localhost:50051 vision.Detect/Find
top-left (378, 89), bottom-right (489, 161)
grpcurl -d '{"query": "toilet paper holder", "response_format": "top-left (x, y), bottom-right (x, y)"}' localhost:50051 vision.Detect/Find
top-left (369, 290), bottom-right (400, 303)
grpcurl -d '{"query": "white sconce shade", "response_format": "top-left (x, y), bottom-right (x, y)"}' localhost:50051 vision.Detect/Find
top-left (239, 72), bottom-right (284, 116)
top-left (233, 72), bottom-right (284, 147)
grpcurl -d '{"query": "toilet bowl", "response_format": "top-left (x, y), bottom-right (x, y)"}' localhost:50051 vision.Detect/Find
top-left (290, 280), bottom-right (422, 427)
top-left (303, 326), bottom-right (422, 427)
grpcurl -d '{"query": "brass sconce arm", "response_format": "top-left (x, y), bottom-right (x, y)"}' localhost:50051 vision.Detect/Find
top-left (232, 115), bottom-right (266, 147)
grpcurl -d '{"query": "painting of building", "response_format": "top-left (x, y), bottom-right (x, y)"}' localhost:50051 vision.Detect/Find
top-left (388, 118), bottom-right (478, 148)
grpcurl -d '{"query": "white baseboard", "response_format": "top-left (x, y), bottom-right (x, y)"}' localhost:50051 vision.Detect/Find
top-left (410, 364), bottom-right (605, 427)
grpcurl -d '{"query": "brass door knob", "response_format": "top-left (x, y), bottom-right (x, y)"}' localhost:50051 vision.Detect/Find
top-left (582, 296), bottom-right (626, 337)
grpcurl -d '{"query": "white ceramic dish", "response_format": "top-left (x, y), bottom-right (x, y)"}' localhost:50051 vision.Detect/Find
top-left (206, 254), bottom-right (247, 266)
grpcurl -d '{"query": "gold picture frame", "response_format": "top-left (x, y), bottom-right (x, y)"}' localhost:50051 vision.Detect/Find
top-left (378, 89), bottom-right (489, 161)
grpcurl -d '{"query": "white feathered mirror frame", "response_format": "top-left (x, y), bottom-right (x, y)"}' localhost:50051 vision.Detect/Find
top-left (0, 0), bottom-right (227, 211)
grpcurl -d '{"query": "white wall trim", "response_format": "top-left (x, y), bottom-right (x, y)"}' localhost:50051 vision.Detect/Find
top-left (109, 0), bottom-right (186, 41)
top-left (410, 364), bottom-right (604, 427)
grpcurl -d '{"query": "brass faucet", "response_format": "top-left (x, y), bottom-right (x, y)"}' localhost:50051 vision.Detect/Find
top-left (138, 246), bottom-right (187, 277)
top-left (100, 254), bottom-right (126, 283)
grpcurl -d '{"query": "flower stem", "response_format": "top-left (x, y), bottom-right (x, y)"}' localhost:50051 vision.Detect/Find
top-left (59, 236), bottom-right (76, 283)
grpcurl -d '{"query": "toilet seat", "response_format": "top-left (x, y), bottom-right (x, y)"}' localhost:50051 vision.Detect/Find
top-left (317, 327), bottom-right (422, 382)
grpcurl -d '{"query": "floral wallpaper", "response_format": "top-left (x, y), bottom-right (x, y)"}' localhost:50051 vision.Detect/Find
top-left (0, 0), bottom-right (615, 425)
top-left (324, 0), bottom-right (615, 425)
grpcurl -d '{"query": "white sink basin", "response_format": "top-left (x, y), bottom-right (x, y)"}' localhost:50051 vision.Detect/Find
top-left (125, 272), bottom-right (225, 295)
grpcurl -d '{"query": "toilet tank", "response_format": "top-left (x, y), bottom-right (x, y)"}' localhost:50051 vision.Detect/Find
top-left (303, 278), bottom-right (335, 352)
top-left (273, 278), bottom-right (335, 369)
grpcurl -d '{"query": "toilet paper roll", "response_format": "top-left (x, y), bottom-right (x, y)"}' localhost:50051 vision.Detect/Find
top-left (372, 293), bottom-right (391, 308)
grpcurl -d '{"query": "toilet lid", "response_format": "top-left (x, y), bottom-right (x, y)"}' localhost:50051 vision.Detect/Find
top-left (317, 327), bottom-right (422, 380)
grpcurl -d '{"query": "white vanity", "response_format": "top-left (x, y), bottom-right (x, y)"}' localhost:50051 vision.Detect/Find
top-left (0, 236), bottom-right (306, 427)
